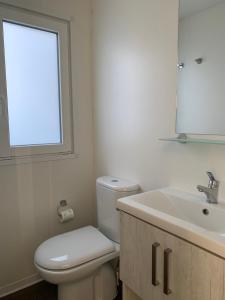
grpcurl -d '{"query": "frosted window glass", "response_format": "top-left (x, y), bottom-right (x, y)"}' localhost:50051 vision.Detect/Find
top-left (3, 21), bottom-right (61, 146)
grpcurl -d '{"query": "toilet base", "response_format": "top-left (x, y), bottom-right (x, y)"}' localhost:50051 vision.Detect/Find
top-left (58, 263), bottom-right (117, 300)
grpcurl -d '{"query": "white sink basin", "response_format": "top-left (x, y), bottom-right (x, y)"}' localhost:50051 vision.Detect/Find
top-left (137, 189), bottom-right (225, 233)
top-left (117, 188), bottom-right (225, 258)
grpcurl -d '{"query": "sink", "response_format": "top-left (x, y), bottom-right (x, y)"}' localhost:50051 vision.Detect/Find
top-left (117, 188), bottom-right (225, 258)
top-left (136, 188), bottom-right (225, 233)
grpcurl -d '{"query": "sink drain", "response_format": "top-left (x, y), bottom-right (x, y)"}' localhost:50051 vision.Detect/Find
top-left (202, 208), bottom-right (209, 215)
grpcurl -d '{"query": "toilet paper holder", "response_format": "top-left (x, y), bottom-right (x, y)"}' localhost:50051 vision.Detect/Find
top-left (59, 200), bottom-right (68, 207)
top-left (57, 200), bottom-right (75, 223)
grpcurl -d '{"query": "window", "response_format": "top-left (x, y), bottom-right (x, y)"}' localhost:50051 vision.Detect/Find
top-left (0, 6), bottom-right (73, 160)
top-left (3, 22), bottom-right (62, 147)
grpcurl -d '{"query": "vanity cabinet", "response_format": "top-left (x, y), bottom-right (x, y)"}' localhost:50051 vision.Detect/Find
top-left (120, 212), bottom-right (225, 300)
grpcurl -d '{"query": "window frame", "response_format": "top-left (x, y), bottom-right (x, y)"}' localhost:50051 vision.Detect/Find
top-left (0, 5), bottom-right (74, 161)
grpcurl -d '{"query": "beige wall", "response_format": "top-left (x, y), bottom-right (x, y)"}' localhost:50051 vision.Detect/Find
top-left (92, 0), bottom-right (225, 201)
top-left (0, 0), bottom-right (95, 296)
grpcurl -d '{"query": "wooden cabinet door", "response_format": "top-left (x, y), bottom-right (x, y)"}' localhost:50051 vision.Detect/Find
top-left (190, 246), bottom-right (224, 300)
top-left (150, 225), bottom-right (192, 300)
top-left (120, 212), bottom-right (154, 299)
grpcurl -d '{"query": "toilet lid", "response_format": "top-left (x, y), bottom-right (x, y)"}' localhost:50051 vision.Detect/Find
top-left (34, 226), bottom-right (115, 270)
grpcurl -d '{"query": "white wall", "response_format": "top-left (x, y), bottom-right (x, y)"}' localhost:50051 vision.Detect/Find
top-left (92, 0), bottom-right (225, 204)
top-left (0, 0), bottom-right (95, 296)
top-left (177, 2), bottom-right (225, 134)
top-left (3, 0), bottom-right (225, 296)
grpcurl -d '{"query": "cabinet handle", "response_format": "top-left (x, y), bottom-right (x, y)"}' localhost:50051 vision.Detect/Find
top-left (164, 248), bottom-right (172, 295)
top-left (152, 242), bottom-right (160, 286)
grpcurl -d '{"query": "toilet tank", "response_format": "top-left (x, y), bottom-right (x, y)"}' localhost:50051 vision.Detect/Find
top-left (96, 176), bottom-right (139, 243)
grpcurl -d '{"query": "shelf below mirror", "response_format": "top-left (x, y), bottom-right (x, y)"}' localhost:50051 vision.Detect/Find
top-left (159, 134), bottom-right (225, 145)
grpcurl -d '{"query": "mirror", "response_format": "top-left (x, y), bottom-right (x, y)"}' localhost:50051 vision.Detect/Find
top-left (176, 0), bottom-right (225, 135)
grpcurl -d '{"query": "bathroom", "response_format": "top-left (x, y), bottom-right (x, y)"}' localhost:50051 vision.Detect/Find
top-left (1, 0), bottom-right (225, 299)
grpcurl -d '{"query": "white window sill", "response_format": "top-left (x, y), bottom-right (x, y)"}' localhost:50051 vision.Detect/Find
top-left (0, 152), bottom-right (79, 165)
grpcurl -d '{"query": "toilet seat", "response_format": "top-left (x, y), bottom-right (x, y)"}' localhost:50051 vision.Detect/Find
top-left (35, 243), bottom-right (120, 284)
top-left (35, 226), bottom-right (116, 271)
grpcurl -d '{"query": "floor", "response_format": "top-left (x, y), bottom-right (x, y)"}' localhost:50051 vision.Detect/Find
top-left (2, 280), bottom-right (122, 300)
top-left (2, 282), bottom-right (57, 300)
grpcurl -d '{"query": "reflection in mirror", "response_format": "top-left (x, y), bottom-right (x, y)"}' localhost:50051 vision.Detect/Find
top-left (176, 0), bottom-right (225, 135)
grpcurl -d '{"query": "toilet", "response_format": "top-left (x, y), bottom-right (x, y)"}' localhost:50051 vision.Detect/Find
top-left (34, 176), bottom-right (139, 300)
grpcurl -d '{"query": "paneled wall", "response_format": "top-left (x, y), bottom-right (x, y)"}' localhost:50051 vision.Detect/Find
top-left (0, 0), bottom-right (95, 296)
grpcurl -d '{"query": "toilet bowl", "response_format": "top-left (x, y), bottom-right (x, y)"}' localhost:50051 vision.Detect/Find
top-left (35, 226), bottom-right (120, 300)
top-left (34, 176), bottom-right (139, 300)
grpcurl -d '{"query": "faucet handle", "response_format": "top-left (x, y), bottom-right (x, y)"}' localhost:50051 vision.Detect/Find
top-left (207, 171), bottom-right (216, 181)
top-left (206, 171), bottom-right (218, 188)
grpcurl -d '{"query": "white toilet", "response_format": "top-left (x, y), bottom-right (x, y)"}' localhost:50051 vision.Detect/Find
top-left (34, 176), bottom-right (139, 300)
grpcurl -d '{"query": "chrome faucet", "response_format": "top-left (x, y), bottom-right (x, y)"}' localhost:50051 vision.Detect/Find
top-left (197, 172), bottom-right (219, 204)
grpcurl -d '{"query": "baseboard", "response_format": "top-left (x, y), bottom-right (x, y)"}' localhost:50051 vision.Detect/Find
top-left (0, 273), bottom-right (42, 298)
